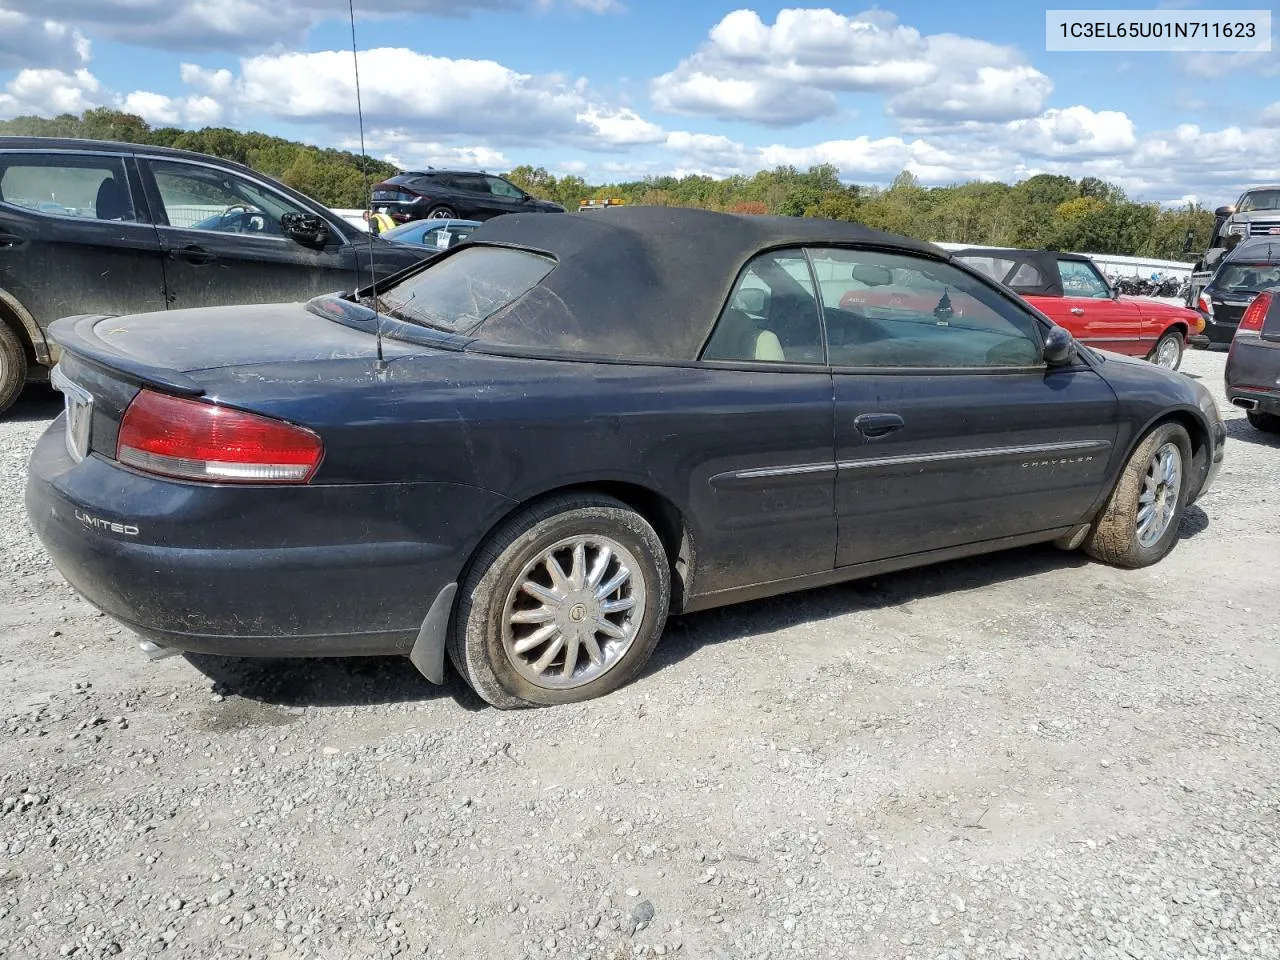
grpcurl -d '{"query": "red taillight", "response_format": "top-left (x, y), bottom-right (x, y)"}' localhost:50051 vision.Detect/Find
top-left (117, 390), bottom-right (323, 484)
top-left (1237, 292), bottom-right (1273, 336)
top-left (1197, 294), bottom-right (1213, 318)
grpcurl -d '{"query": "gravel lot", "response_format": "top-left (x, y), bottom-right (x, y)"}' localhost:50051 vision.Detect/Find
top-left (2, 347), bottom-right (1278, 960)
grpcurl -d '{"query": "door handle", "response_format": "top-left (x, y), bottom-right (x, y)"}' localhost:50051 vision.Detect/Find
top-left (1070, 307), bottom-right (1085, 316)
top-left (0, 231), bottom-right (24, 249)
top-left (854, 413), bottom-right (905, 439)
top-left (175, 245), bottom-right (216, 265)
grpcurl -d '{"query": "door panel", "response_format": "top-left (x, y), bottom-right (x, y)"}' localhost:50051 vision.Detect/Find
top-left (0, 153), bottom-right (166, 325)
top-left (806, 246), bottom-right (1120, 568)
top-left (687, 370), bottom-right (837, 592)
top-left (140, 158), bottom-right (357, 309)
top-left (833, 369), bottom-right (1118, 566)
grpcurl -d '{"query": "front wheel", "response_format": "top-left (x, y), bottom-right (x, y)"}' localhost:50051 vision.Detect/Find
top-left (448, 494), bottom-right (671, 708)
top-left (1246, 409), bottom-right (1280, 433)
top-left (1149, 330), bottom-right (1184, 370)
top-left (0, 323), bottom-right (29, 416)
top-left (1083, 422), bottom-right (1193, 568)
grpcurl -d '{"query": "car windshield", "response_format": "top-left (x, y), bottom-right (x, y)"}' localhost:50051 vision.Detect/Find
top-left (1214, 262), bottom-right (1280, 293)
top-left (1237, 190), bottom-right (1280, 212)
top-left (375, 246), bottom-right (555, 332)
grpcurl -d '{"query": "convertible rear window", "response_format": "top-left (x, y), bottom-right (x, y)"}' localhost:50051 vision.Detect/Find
top-left (377, 246), bottom-right (556, 333)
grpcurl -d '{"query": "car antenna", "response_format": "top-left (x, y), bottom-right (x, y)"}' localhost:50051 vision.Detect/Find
top-left (348, 0), bottom-right (386, 373)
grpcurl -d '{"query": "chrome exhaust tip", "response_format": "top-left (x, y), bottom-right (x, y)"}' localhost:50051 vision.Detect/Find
top-left (1232, 397), bottom-right (1258, 410)
top-left (138, 640), bottom-right (180, 661)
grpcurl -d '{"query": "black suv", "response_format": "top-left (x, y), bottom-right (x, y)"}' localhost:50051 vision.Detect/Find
top-left (1195, 237), bottom-right (1280, 345)
top-left (0, 137), bottom-right (430, 414)
top-left (370, 171), bottom-right (565, 223)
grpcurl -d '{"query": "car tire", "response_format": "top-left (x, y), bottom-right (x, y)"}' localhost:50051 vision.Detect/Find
top-left (426, 206), bottom-right (457, 220)
top-left (448, 493), bottom-right (671, 709)
top-left (1083, 422), bottom-right (1193, 569)
top-left (1246, 409), bottom-right (1280, 433)
top-left (1148, 330), bottom-right (1183, 370)
top-left (0, 323), bottom-right (28, 416)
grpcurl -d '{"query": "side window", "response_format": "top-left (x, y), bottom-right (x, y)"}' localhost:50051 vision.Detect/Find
top-left (454, 174), bottom-right (488, 194)
top-left (812, 248), bottom-right (1042, 369)
top-left (701, 250), bottom-right (823, 364)
top-left (0, 154), bottom-right (135, 222)
top-left (487, 177), bottom-right (525, 199)
top-left (147, 160), bottom-right (308, 237)
top-left (1058, 259), bottom-right (1111, 299)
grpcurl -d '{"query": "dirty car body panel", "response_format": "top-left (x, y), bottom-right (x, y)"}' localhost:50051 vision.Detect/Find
top-left (25, 208), bottom-right (1225, 680)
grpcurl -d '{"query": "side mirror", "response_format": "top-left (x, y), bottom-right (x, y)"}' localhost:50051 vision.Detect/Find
top-left (1043, 325), bottom-right (1077, 366)
top-left (1215, 205), bottom-right (1235, 217)
top-left (281, 212), bottom-right (331, 248)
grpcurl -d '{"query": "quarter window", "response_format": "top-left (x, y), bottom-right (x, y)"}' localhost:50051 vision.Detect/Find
top-left (148, 160), bottom-right (310, 236)
top-left (811, 248), bottom-right (1042, 368)
top-left (702, 250), bottom-right (824, 364)
top-left (1058, 259), bottom-right (1111, 299)
top-left (0, 154), bottom-right (135, 222)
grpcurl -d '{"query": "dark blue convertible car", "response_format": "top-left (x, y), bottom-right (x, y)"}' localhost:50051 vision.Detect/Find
top-left (27, 208), bottom-right (1225, 708)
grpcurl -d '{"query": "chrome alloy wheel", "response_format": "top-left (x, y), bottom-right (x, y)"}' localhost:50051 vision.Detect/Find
top-left (501, 536), bottom-right (646, 689)
top-left (1154, 336), bottom-right (1181, 369)
top-left (1136, 441), bottom-right (1182, 547)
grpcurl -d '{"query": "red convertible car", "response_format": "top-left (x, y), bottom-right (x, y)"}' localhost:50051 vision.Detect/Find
top-left (933, 248), bottom-right (1205, 370)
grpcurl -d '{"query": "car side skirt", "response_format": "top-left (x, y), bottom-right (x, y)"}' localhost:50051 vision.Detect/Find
top-left (679, 526), bottom-right (1077, 614)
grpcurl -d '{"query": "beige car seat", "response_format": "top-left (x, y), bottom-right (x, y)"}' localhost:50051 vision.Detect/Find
top-left (704, 308), bottom-right (785, 361)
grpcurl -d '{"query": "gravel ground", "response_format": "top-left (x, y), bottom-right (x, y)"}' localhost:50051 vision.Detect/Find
top-left (2, 347), bottom-right (1278, 960)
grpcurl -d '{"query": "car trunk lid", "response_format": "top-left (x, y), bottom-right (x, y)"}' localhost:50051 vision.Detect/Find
top-left (47, 298), bottom-right (454, 461)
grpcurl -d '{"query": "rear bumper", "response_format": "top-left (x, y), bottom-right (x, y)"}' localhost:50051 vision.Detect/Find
top-left (1203, 318), bottom-right (1238, 344)
top-left (25, 420), bottom-right (512, 658)
top-left (1225, 337), bottom-right (1280, 415)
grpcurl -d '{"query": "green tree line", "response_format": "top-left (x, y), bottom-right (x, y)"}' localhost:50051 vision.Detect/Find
top-left (2, 109), bottom-right (1212, 261)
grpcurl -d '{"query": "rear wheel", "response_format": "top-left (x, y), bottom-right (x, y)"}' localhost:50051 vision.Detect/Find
top-left (448, 494), bottom-right (670, 709)
top-left (0, 323), bottom-right (28, 416)
top-left (426, 206), bottom-right (457, 220)
top-left (1246, 409), bottom-right (1280, 433)
top-left (1083, 422), bottom-right (1192, 568)
top-left (1149, 330), bottom-right (1183, 370)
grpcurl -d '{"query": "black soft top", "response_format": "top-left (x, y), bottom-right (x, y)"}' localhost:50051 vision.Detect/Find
top-left (949, 246), bottom-right (1080, 297)
top-left (463, 207), bottom-right (947, 361)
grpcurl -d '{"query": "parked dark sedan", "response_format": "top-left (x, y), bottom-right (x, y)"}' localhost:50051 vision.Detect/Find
top-left (26, 208), bottom-right (1225, 708)
top-left (0, 137), bottom-right (429, 414)
top-left (1195, 237), bottom-right (1280, 345)
top-left (370, 170), bottom-right (565, 223)
top-left (1224, 288), bottom-right (1280, 432)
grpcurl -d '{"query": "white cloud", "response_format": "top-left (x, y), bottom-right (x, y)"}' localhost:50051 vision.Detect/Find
top-left (652, 8), bottom-right (1052, 125)
top-left (118, 88), bottom-right (225, 126)
top-left (0, 67), bottom-right (102, 118)
top-left (1001, 106), bottom-right (1137, 158)
top-left (347, 132), bottom-right (510, 172)
top-left (0, 10), bottom-right (90, 71)
top-left (119, 90), bottom-right (180, 125)
top-left (1262, 102), bottom-right (1280, 128)
top-left (172, 47), bottom-right (663, 151)
top-left (12, 0), bottom-right (611, 52)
